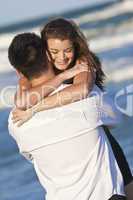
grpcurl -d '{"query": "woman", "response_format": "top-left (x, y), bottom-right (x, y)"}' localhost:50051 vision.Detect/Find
top-left (12, 18), bottom-right (132, 199)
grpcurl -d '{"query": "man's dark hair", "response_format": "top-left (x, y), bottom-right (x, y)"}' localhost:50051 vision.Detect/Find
top-left (8, 33), bottom-right (48, 80)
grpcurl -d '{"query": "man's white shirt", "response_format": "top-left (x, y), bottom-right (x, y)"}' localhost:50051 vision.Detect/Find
top-left (8, 85), bottom-right (125, 200)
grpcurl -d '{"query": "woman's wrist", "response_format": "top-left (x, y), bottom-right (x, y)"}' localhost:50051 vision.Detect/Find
top-left (58, 72), bottom-right (67, 82)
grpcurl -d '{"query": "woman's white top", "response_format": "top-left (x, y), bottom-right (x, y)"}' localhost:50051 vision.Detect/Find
top-left (8, 85), bottom-right (125, 200)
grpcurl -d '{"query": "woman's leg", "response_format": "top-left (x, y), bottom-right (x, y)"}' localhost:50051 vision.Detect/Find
top-left (102, 125), bottom-right (133, 200)
top-left (108, 195), bottom-right (126, 200)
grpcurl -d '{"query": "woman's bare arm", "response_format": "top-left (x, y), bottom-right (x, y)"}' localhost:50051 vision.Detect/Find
top-left (15, 63), bottom-right (89, 109)
top-left (29, 69), bottom-right (95, 113)
top-left (31, 59), bottom-right (95, 112)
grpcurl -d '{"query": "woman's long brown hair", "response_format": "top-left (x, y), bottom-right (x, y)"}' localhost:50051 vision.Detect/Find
top-left (41, 18), bottom-right (105, 90)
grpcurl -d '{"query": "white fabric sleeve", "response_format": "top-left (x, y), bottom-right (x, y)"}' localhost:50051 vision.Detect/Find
top-left (8, 111), bottom-right (33, 162)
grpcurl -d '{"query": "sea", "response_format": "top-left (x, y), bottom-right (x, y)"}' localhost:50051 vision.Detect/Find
top-left (0, 1), bottom-right (133, 199)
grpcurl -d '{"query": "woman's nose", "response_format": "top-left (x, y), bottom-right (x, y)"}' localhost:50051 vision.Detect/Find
top-left (58, 51), bottom-right (66, 60)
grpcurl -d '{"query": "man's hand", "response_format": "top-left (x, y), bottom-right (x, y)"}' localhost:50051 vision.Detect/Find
top-left (12, 108), bottom-right (33, 127)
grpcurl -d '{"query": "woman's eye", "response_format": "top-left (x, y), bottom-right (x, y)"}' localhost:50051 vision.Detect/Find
top-left (65, 49), bottom-right (73, 53)
top-left (50, 51), bottom-right (58, 54)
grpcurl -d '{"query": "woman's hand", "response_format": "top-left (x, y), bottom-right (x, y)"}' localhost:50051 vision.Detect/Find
top-left (76, 57), bottom-right (96, 80)
top-left (12, 108), bottom-right (33, 127)
top-left (61, 62), bottom-right (89, 80)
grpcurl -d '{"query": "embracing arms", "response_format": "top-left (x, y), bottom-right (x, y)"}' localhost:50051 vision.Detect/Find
top-left (15, 61), bottom-right (94, 110)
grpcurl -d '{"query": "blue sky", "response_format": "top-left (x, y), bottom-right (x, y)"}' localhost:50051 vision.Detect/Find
top-left (0, 0), bottom-right (114, 27)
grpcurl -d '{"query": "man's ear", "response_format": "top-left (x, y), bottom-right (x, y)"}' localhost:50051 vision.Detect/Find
top-left (15, 70), bottom-right (24, 78)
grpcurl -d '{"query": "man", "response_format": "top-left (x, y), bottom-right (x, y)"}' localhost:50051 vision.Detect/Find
top-left (8, 33), bottom-right (127, 200)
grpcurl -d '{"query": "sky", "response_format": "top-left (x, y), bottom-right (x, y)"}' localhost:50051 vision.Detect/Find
top-left (0, 0), bottom-right (114, 27)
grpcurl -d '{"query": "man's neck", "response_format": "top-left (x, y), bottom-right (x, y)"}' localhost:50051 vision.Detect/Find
top-left (30, 68), bottom-right (55, 88)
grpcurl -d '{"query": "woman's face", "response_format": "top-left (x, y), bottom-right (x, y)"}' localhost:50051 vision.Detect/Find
top-left (47, 38), bottom-right (75, 70)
